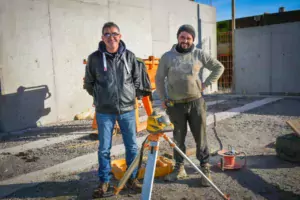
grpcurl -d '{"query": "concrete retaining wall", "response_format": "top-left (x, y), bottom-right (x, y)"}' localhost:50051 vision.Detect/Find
top-left (234, 22), bottom-right (300, 94)
top-left (0, 0), bottom-right (217, 132)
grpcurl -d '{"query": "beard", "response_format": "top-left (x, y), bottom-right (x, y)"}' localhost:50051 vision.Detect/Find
top-left (180, 42), bottom-right (191, 49)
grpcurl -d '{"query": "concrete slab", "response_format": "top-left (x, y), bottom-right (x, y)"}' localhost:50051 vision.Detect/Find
top-left (0, 0), bottom-right (58, 132)
top-left (235, 27), bottom-right (272, 94)
top-left (152, 41), bottom-right (172, 58)
top-left (70, 0), bottom-right (108, 6)
top-left (235, 22), bottom-right (300, 94)
top-left (271, 23), bottom-right (300, 93)
top-left (208, 94), bottom-right (300, 99)
top-left (150, 0), bottom-right (199, 56)
top-left (0, 131), bottom-right (93, 154)
top-left (109, 0), bottom-right (151, 8)
top-left (49, 0), bottom-right (108, 122)
top-left (109, 4), bottom-right (152, 58)
top-left (207, 97), bottom-right (283, 124)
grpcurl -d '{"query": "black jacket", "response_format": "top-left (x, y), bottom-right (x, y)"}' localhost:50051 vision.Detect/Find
top-left (84, 40), bottom-right (140, 114)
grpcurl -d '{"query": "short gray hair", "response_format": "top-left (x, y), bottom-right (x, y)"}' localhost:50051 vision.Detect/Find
top-left (102, 22), bottom-right (120, 34)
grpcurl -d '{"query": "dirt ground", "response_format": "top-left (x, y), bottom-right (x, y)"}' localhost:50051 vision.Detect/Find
top-left (1, 96), bottom-right (300, 200)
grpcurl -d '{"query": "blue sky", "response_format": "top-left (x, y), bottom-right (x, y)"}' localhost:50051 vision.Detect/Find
top-left (196, 0), bottom-right (300, 21)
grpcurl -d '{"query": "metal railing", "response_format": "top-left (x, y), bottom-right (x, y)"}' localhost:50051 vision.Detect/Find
top-left (217, 32), bottom-right (233, 92)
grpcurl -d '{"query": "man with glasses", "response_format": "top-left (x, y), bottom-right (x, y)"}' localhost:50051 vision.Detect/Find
top-left (84, 22), bottom-right (142, 198)
top-left (155, 24), bottom-right (224, 186)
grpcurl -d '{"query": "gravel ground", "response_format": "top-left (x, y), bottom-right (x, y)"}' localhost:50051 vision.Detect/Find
top-left (1, 97), bottom-right (300, 200)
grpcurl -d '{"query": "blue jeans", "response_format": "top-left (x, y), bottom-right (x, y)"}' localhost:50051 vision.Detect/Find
top-left (96, 110), bottom-right (138, 183)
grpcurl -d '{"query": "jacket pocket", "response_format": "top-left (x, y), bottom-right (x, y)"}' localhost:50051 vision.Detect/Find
top-left (121, 83), bottom-right (135, 104)
top-left (93, 86), bottom-right (98, 106)
top-left (93, 85), bottom-right (102, 107)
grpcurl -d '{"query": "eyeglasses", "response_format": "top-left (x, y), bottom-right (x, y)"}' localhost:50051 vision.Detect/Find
top-left (103, 32), bottom-right (120, 38)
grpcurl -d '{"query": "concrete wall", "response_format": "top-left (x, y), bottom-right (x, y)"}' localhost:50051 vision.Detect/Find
top-left (234, 22), bottom-right (300, 94)
top-left (0, 0), bottom-right (217, 132)
top-left (198, 4), bottom-right (217, 93)
top-left (0, 0), bottom-right (58, 131)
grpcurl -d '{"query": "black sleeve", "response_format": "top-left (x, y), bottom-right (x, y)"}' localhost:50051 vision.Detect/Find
top-left (83, 55), bottom-right (94, 96)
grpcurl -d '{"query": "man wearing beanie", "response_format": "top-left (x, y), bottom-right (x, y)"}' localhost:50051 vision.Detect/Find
top-left (155, 24), bottom-right (224, 186)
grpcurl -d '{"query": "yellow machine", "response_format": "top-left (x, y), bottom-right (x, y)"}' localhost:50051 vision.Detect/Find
top-left (146, 111), bottom-right (174, 134)
top-left (111, 155), bottom-right (173, 180)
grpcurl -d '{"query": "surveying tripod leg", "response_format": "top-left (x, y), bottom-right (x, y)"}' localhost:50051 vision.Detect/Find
top-left (114, 150), bottom-right (142, 195)
top-left (141, 141), bottom-right (159, 200)
top-left (164, 135), bottom-right (230, 200)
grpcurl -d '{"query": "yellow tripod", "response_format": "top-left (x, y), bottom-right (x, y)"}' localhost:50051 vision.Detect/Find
top-left (113, 112), bottom-right (230, 200)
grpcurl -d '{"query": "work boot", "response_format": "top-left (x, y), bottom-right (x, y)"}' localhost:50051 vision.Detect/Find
top-left (200, 164), bottom-right (212, 187)
top-left (164, 163), bottom-right (187, 182)
top-left (127, 178), bottom-right (143, 193)
top-left (92, 182), bottom-right (113, 198)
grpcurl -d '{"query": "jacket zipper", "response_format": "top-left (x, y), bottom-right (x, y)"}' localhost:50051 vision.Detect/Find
top-left (112, 56), bottom-right (121, 114)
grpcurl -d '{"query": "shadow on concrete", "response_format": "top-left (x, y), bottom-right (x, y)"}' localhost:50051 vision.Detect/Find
top-left (231, 170), bottom-right (299, 200)
top-left (0, 170), bottom-right (136, 200)
top-left (207, 154), bottom-right (300, 200)
top-left (0, 85), bottom-right (52, 133)
top-left (0, 171), bottom-right (95, 199)
top-left (209, 167), bottom-right (300, 200)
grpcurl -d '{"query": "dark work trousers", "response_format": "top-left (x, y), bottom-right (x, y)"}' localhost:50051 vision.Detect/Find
top-left (166, 97), bottom-right (209, 166)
